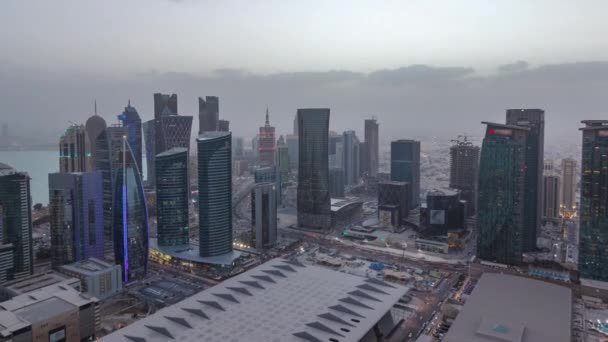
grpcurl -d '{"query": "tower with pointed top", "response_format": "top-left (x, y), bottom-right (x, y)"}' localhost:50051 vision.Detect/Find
top-left (118, 101), bottom-right (143, 178)
top-left (258, 108), bottom-right (276, 167)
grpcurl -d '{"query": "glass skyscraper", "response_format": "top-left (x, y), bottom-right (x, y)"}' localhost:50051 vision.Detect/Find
top-left (390, 140), bottom-right (420, 209)
top-left (156, 147), bottom-right (189, 247)
top-left (48, 172), bottom-right (104, 268)
top-left (579, 120), bottom-right (608, 281)
top-left (251, 183), bottom-right (277, 250)
top-left (449, 137), bottom-right (480, 216)
top-left (143, 119), bottom-right (156, 185)
top-left (506, 109), bottom-right (545, 252)
top-left (112, 138), bottom-right (149, 282)
top-left (297, 108), bottom-right (331, 229)
top-left (197, 132), bottom-right (233, 257)
top-left (342, 130), bottom-right (360, 186)
top-left (477, 122), bottom-right (529, 265)
top-left (198, 96), bottom-right (219, 133)
top-left (364, 118), bottom-right (379, 177)
top-left (118, 101), bottom-right (143, 178)
top-left (0, 163), bottom-right (33, 281)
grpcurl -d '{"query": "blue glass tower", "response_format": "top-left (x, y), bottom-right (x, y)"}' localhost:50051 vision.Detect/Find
top-left (118, 101), bottom-right (143, 179)
top-left (391, 140), bottom-right (420, 209)
top-left (112, 138), bottom-right (149, 282)
top-left (197, 132), bottom-right (232, 257)
top-left (156, 147), bottom-right (189, 247)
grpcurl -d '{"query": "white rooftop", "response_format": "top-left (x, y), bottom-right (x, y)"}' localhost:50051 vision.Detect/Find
top-left (101, 258), bottom-right (408, 342)
top-left (444, 273), bottom-right (572, 342)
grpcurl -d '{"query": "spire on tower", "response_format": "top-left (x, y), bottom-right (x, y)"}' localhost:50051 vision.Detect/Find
top-left (94, 100), bottom-right (98, 116)
top-left (265, 107), bottom-right (270, 126)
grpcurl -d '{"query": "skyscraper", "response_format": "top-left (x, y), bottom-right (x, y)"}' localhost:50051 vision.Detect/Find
top-left (364, 118), bottom-right (379, 177)
top-left (142, 119), bottom-right (156, 184)
top-left (198, 96), bottom-right (219, 133)
top-left (156, 148), bottom-right (189, 247)
top-left (277, 136), bottom-right (290, 181)
top-left (542, 174), bottom-right (561, 221)
top-left (390, 140), bottom-right (420, 209)
top-left (59, 124), bottom-right (90, 173)
top-left (112, 137), bottom-right (149, 282)
top-left (154, 93), bottom-right (192, 160)
top-left (251, 183), bottom-right (277, 250)
top-left (449, 137), bottom-right (480, 216)
top-left (297, 108), bottom-right (331, 229)
top-left (561, 158), bottom-right (577, 217)
top-left (377, 181), bottom-right (409, 227)
top-left (286, 134), bottom-right (299, 169)
top-left (118, 100), bottom-right (143, 178)
top-left (0, 163), bottom-right (33, 281)
top-left (218, 119), bottom-right (230, 132)
top-left (342, 130), bottom-right (360, 186)
top-left (233, 137), bottom-right (244, 160)
top-left (154, 93), bottom-right (178, 117)
top-left (425, 189), bottom-right (465, 235)
top-left (579, 120), bottom-right (608, 281)
top-left (197, 132), bottom-right (232, 257)
top-left (258, 109), bottom-right (276, 167)
top-left (506, 109), bottom-right (545, 252)
top-left (328, 131), bottom-right (342, 169)
top-left (477, 122), bottom-right (528, 265)
top-left (329, 168), bottom-right (345, 198)
top-left (85, 103), bottom-right (107, 171)
top-left (544, 159), bottom-right (554, 173)
top-left (48, 172), bottom-right (104, 268)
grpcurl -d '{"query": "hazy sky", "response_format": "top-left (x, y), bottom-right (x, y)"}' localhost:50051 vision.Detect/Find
top-left (1, 0), bottom-right (607, 144)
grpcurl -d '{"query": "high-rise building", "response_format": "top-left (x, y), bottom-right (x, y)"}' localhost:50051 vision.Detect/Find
top-left (251, 183), bottom-right (277, 250)
top-left (286, 134), bottom-right (299, 170)
top-left (85, 104), bottom-right (107, 171)
top-left (156, 148), bottom-right (189, 247)
top-left (254, 166), bottom-right (281, 205)
top-left (297, 108), bottom-right (331, 229)
top-left (154, 93), bottom-right (178, 117)
top-left (328, 132), bottom-right (343, 169)
top-left (544, 159), bottom-right (554, 173)
top-left (218, 119), bottom-right (230, 132)
top-left (258, 109), bottom-right (276, 167)
top-left (156, 115), bottom-right (193, 155)
top-left (378, 181), bottom-right (409, 227)
top-left (506, 109), bottom-right (545, 252)
top-left (293, 113), bottom-right (298, 135)
top-left (198, 96), bottom-right (219, 133)
top-left (0, 163), bottom-right (33, 282)
top-left (449, 137), bottom-right (480, 216)
top-left (197, 132), bottom-right (232, 257)
top-left (364, 118), bottom-right (379, 177)
top-left (329, 168), bottom-right (345, 198)
top-left (48, 172), bottom-right (104, 268)
top-left (112, 137), bottom-right (149, 282)
top-left (251, 134), bottom-right (259, 160)
top-left (542, 174), bottom-right (561, 221)
top-left (342, 130), bottom-right (360, 186)
top-left (390, 140), bottom-right (420, 209)
top-left (477, 122), bottom-right (529, 265)
top-left (561, 158), bottom-right (577, 217)
top-left (233, 137), bottom-right (244, 160)
top-left (579, 120), bottom-right (608, 281)
top-left (142, 119), bottom-right (156, 184)
top-left (277, 136), bottom-right (290, 180)
top-left (425, 189), bottom-right (465, 235)
top-left (59, 124), bottom-right (90, 173)
top-left (118, 100), bottom-right (143, 178)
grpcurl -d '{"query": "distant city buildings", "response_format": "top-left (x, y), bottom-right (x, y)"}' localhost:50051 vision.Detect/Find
top-left (251, 183), bottom-right (277, 249)
top-left (197, 132), bottom-right (233, 257)
top-left (542, 173), bottom-right (561, 221)
top-left (449, 137), bottom-right (479, 216)
top-left (390, 139), bottom-right (420, 209)
top-left (363, 118), bottom-right (379, 177)
top-left (59, 124), bottom-right (90, 173)
top-left (156, 147), bottom-right (189, 247)
top-left (297, 108), bottom-right (331, 229)
top-left (258, 109), bottom-right (276, 167)
top-left (579, 120), bottom-right (608, 281)
top-left (118, 100), bottom-right (143, 178)
top-left (0, 163), bottom-right (33, 283)
top-left (48, 172), bottom-right (104, 268)
top-left (561, 158), bottom-right (577, 218)
top-left (198, 96), bottom-right (219, 133)
top-left (506, 108), bottom-right (545, 252)
top-left (477, 122), bottom-right (529, 265)
top-left (342, 130), bottom-right (360, 186)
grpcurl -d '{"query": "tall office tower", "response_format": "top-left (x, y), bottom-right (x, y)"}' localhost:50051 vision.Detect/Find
top-left (377, 181), bottom-right (409, 227)
top-left (96, 125), bottom-right (128, 246)
top-left (561, 158), bottom-right (577, 217)
top-left (156, 115), bottom-right (193, 155)
top-left (218, 120), bottom-right (230, 132)
top-left (544, 160), bottom-right (554, 173)
top-left (112, 137), bottom-right (149, 282)
top-left (390, 140), bottom-right (421, 209)
top-left (85, 103), bottom-right (107, 171)
top-left (258, 109), bottom-right (276, 167)
top-left (154, 93), bottom-right (178, 118)
top-left (250, 183), bottom-right (277, 249)
top-left (328, 131), bottom-right (342, 169)
top-left (506, 109), bottom-right (545, 252)
top-left (286, 134), bottom-right (299, 169)
top-left (477, 122), bottom-right (529, 265)
top-left (542, 174), bottom-right (561, 221)
top-left (297, 108), bottom-right (331, 229)
top-left (254, 166), bottom-right (281, 205)
top-left (579, 120), bottom-right (608, 281)
top-left (142, 120), bottom-right (156, 184)
top-left (197, 132), bottom-right (232, 257)
top-left (342, 130), bottom-right (361, 186)
top-left (449, 137), bottom-right (480, 216)
top-left (329, 168), bottom-right (345, 198)
top-left (364, 118), bottom-right (379, 177)
top-left (425, 189), bottom-right (465, 235)
top-left (233, 137), bottom-right (244, 160)
top-left (293, 114), bottom-right (298, 135)
top-left (277, 136), bottom-right (290, 180)
top-left (48, 172), bottom-right (104, 268)
top-left (156, 148), bottom-right (189, 247)
top-left (118, 100), bottom-right (143, 178)
top-left (251, 135), bottom-right (259, 160)
top-left (198, 96), bottom-right (219, 133)
top-left (0, 163), bottom-right (33, 281)
top-left (59, 124), bottom-right (90, 173)
top-left (335, 141), bottom-right (344, 170)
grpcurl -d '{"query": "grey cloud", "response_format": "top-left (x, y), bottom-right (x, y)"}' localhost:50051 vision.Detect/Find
top-left (498, 61), bottom-right (529, 73)
top-left (366, 65), bottom-right (475, 85)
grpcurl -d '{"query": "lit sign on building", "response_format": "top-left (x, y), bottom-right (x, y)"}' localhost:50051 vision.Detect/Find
top-left (597, 130), bottom-right (608, 137)
top-left (488, 128), bottom-right (513, 136)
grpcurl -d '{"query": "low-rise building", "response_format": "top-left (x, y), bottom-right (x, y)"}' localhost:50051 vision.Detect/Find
top-left (59, 258), bottom-right (122, 299)
top-left (0, 272), bottom-right (81, 300)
